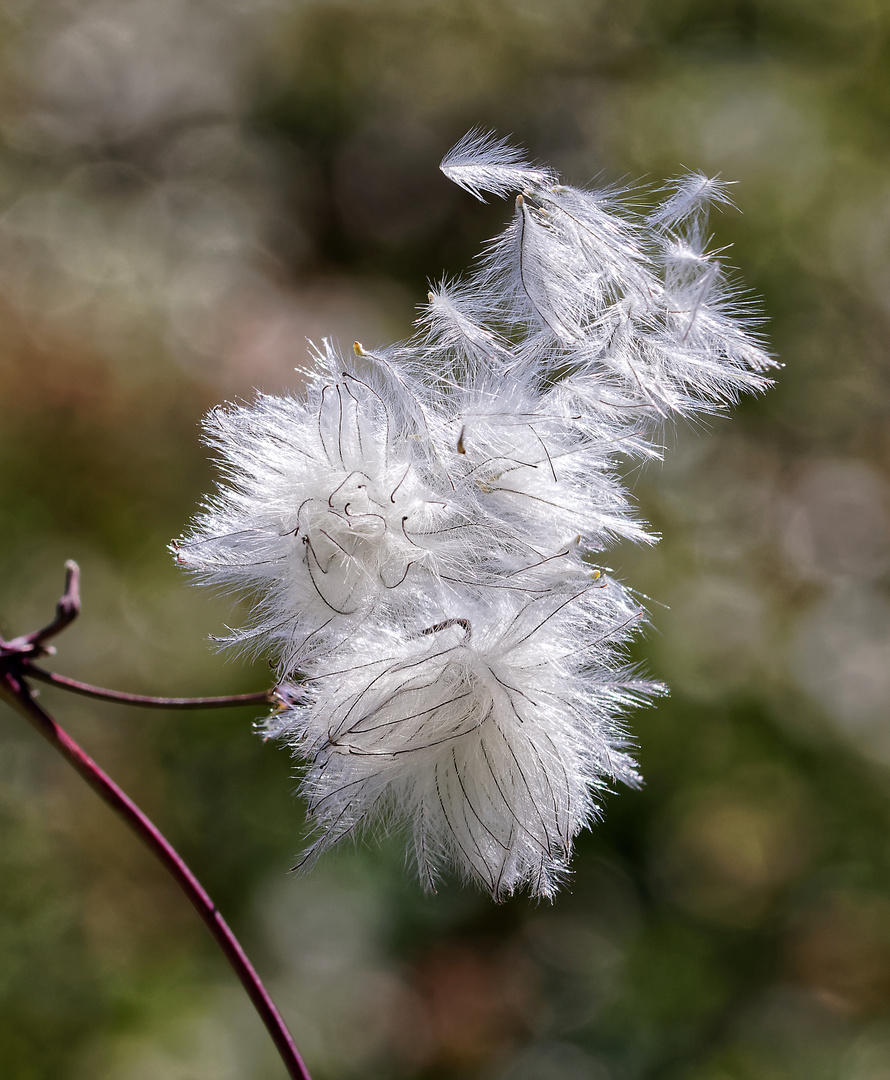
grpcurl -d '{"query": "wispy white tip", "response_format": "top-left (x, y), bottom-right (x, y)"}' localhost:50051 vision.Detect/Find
top-left (440, 129), bottom-right (556, 202)
top-left (648, 171), bottom-right (737, 231)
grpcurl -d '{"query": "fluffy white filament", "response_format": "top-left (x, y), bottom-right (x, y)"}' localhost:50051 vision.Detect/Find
top-left (176, 133), bottom-right (773, 899)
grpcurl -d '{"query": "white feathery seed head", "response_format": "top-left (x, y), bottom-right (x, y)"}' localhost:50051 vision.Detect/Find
top-left (178, 134), bottom-right (774, 898)
top-left (174, 341), bottom-right (462, 669)
top-left (267, 587), bottom-right (654, 900)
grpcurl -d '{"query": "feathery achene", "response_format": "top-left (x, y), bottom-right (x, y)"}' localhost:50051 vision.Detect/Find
top-left (176, 132), bottom-right (773, 899)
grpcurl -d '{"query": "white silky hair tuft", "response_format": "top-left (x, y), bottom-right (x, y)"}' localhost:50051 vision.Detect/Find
top-left (440, 129), bottom-right (556, 202)
top-left (270, 591), bottom-right (654, 900)
top-left (647, 170), bottom-right (737, 231)
top-left (179, 136), bottom-right (774, 898)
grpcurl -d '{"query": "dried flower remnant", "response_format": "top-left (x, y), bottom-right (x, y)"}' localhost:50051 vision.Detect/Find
top-left (177, 133), bottom-right (773, 898)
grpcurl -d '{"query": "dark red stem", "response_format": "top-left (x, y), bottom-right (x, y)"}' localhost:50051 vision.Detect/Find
top-left (0, 563), bottom-right (311, 1080)
top-left (0, 666), bottom-right (312, 1080)
top-left (3, 559), bottom-right (82, 658)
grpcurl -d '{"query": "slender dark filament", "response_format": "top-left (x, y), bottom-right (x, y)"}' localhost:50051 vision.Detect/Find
top-left (26, 667), bottom-right (272, 709)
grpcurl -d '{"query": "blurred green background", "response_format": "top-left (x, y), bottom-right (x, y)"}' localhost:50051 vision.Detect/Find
top-left (2, 1), bottom-right (890, 1077)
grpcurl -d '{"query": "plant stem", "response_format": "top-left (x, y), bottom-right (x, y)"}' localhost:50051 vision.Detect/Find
top-left (27, 667), bottom-right (273, 710)
top-left (0, 664), bottom-right (312, 1080)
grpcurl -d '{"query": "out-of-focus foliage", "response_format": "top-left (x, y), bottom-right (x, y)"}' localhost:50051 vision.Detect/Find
top-left (1, 0), bottom-right (889, 1077)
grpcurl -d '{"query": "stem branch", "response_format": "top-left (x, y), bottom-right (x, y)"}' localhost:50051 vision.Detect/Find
top-left (27, 667), bottom-right (273, 710)
top-left (0, 562), bottom-right (311, 1080)
top-left (0, 667), bottom-right (311, 1080)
